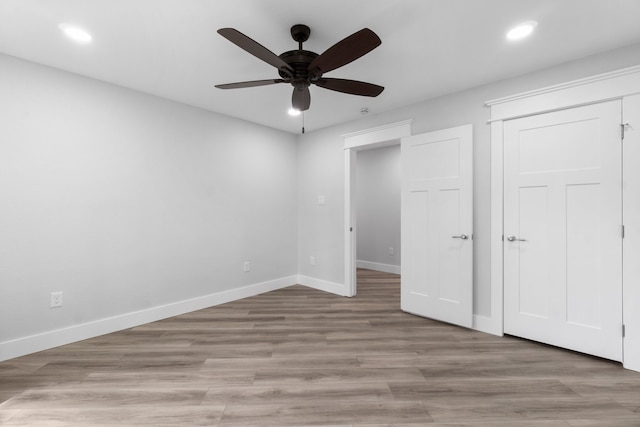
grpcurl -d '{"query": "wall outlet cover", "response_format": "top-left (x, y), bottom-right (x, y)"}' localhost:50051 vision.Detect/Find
top-left (50, 291), bottom-right (63, 308)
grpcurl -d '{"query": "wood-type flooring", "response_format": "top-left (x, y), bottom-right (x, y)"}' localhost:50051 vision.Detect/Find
top-left (1, 269), bottom-right (639, 426)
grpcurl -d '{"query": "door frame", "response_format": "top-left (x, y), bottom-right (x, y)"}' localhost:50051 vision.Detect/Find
top-left (342, 120), bottom-right (413, 297)
top-left (486, 64), bottom-right (640, 370)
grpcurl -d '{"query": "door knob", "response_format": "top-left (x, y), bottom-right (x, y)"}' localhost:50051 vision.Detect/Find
top-left (452, 234), bottom-right (469, 240)
top-left (506, 235), bottom-right (527, 242)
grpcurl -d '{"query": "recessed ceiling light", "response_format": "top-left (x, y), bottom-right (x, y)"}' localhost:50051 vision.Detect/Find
top-left (288, 108), bottom-right (301, 116)
top-left (59, 23), bottom-right (93, 44)
top-left (506, 21), bottom-right (538, 41)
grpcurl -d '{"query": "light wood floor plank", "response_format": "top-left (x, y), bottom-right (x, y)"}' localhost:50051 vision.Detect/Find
top-left (1, 269), bottom-right (639, 426)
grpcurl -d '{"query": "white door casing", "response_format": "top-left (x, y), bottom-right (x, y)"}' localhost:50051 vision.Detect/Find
top-left (503, 101), bottom-right (623, 361)
top-left (401, 124), bottom-right (473, 327)
top-left (343, 120), bottom-right (413, 297)
top-left (487, 65), bottom-right (640, 371)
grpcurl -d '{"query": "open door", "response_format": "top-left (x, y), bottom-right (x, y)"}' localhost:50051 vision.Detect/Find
top-left (401, 124), bottom-right (473, 327)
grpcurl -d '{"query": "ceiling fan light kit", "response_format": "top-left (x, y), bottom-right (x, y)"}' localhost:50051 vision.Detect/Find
top-left (216, 24), bottom-right (384, 112)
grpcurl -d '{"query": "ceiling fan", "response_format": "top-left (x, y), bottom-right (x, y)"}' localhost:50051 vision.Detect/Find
top-left (215, 24), bottom-right (384, 112)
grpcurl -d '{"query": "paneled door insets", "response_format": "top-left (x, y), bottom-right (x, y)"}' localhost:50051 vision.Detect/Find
top-left (401, 125), bottom-right (473, 327)
top-left (503, 101), bottom-right (623, 361)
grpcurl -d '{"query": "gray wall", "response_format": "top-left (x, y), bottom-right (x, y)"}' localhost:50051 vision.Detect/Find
top-left (356, 145), bottom-right (401, 272)
top-left (3, 39), bottom-right (640, 359)
top-left (296, 42), bottom-right (640, 319)
top-left (0, 54), bottom-right (298, 354)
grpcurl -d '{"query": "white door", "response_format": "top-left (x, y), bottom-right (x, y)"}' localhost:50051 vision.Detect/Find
top-left (401, 124), bottom-right (473, 327)
top-left (504, 101), bottom-right (623, 361)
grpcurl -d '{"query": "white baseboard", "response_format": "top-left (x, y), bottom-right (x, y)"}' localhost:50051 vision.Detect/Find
top-left (1, 275), bottom-right (505, 362)
top-left (356, 260), bottom-right (401, 275)
top-left (0, 276), bottom-right (297, 362)
top-left (297, 275), bottom-right (348, 297)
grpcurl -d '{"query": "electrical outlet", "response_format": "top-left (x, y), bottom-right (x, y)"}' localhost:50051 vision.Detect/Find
top-left (50, 291), bottom-right (63, 308)
top-left (389, 247), bottom-right (395, 256)
top-left (310, 256), bottom-right (315, 266)
top-left (243, 261), bottom-right (251, 272)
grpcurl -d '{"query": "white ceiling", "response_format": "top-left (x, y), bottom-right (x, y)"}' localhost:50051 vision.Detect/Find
top-left (2, 0), bottom-right (640, 134)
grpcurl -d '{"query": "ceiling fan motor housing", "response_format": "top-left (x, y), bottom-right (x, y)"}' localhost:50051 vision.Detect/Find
top-left (278, 50), bottom-right (320, 85)
top-left (279, 25), bottom-right (321, 86)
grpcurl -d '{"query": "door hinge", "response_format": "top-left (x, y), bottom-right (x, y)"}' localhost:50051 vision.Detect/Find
top-left (622, 225), bottom-right (625, 239)
top-left (623, 324), bottom-right (626, 338)
top-left (350, 227), bottom-right (353, 232)
top-left (622, 123), bottom-right (630, 140)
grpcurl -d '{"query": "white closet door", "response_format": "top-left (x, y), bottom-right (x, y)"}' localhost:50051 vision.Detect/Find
top-left (504, 101), bottom-right (623, 361)
top-left (401, 125), bottom-right (473, 327)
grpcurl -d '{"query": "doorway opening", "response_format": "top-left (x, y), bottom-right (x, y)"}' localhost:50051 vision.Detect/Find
top-left (355, 145), bottom-right (401, 276)
top-left (343, 120), bottom-right (412, 296)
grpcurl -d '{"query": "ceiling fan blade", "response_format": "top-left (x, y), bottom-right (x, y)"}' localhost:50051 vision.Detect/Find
top-left (292, 86), bottom-right (311, 111)
top-left (218, 28), bottom-right (294, 76)
top-left (308, 28), bottom-right (381, 76)
top-left (315, 78), bottom-right (384, 97)
top-left (216, 79), bottom-right (286, 89)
